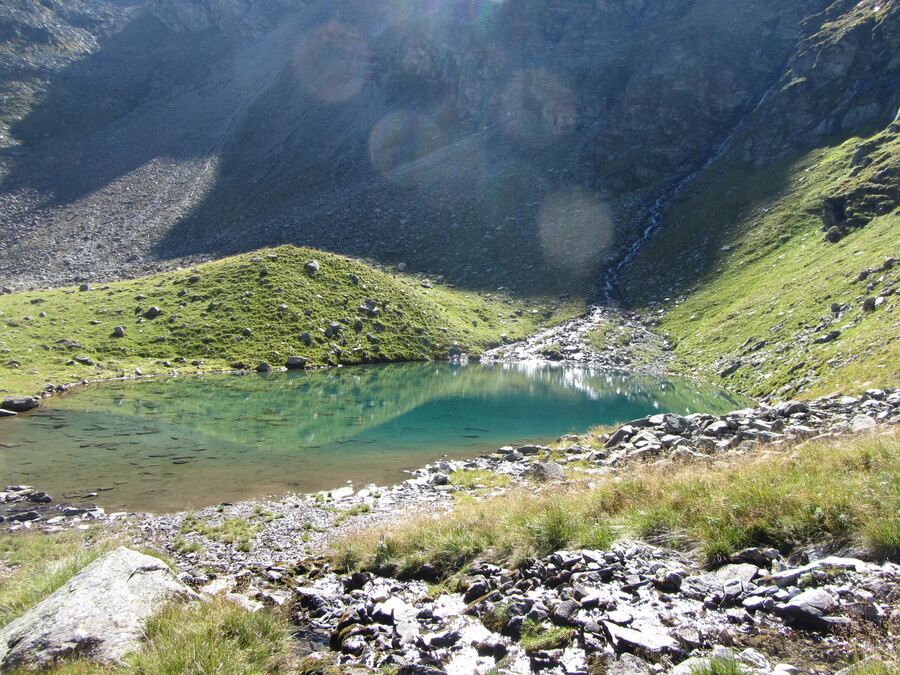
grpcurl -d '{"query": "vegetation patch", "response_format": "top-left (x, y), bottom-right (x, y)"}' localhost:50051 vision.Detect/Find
top-left (448, 469), bottom-right (512, 490)
top-left (518, 618), bottom-right (575, 653)
top-left (179, 516), bottom-right (258, 552)
top-left (0, 529), bottom-right (123, 629)
top-left (330, 428), bottom-right (900, 575)
top-left (0, 245), bottom-right (586, 395)
top-left (619, 128), bottom-right (900, 398)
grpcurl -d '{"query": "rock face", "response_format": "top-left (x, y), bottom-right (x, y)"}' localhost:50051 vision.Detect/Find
top-left (0, 547), bottom-right (197, 670)
top-left (0, 0), bottom-right (895, 292)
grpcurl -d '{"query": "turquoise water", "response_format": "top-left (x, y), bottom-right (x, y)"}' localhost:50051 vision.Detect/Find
top-left (0, 362), bottom-right (752, 513)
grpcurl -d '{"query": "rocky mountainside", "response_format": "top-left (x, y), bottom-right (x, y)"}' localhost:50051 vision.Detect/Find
top-left (0, 0), bottom-right (896, 293)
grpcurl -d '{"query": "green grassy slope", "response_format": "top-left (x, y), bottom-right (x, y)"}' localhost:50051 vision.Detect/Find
top-left (0, 245), bottom-right (584, 395)
top-left (620, 126), bottom-right (899, 399)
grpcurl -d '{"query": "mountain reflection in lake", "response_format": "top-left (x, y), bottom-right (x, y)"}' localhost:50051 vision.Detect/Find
top-left (0, 362), bottom-right (752, 513)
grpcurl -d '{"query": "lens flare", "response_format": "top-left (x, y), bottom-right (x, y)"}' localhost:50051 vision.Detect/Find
top-left (538, 189), bottom-right (613, 280)
top-left (369, 109), bottom-right (444, 184)
top-left (499, 69), bottom-right (576, 146)
top-left (294, 22), bottom-right (370, 104)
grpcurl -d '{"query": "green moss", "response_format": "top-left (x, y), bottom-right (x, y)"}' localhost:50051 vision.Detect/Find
top-left (519, 619), bottom-right (574, 653)
top-left (179, 515), bottom-right (258, 550)
top-left (0, 245), bottom-right (585, 395)
top-left (448, 469), bottom-right (512, 489)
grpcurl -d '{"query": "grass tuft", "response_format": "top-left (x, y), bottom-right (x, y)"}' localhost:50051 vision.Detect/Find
top-left (519, 619), bottom-right (575, 653)
top-left (0, 529), bottom-right (123, 628)
top-left (330, 429), bottom-right (900, 575)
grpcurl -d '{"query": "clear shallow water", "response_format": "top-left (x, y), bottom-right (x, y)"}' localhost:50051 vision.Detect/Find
top-left (0, 362), bottom-right (752, 513)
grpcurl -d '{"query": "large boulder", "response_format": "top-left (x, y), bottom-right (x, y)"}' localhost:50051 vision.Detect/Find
top-left (1, 397), bottom-right (38, 413)
top-left (0, 547), bottom-right (197, 670)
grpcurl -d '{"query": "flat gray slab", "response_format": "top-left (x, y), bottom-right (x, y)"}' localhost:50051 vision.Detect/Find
top-left (0, 546), bottom-right (196, 671)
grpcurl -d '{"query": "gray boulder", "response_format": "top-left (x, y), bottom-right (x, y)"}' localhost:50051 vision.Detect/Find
top-left (775, 588), bottom-right (839, 630)
top-left (285, 356), bottom-right (308, 369)
top-left (525, 462), bottom-right (566, 482)
top-left (1, 396), bottom-right (38, 413)
top-left (0, 547), bottom-right (197, 670)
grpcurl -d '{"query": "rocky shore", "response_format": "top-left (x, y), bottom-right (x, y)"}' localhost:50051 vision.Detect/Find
top-left (482, 305), bottom-right (671, 373)
top-left (4, 387), bottom-right (897, 673)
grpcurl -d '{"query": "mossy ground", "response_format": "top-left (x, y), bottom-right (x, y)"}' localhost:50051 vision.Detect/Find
top-left (619, 127), bottom-right (899, 398)
top-left (0, 245), bottom-right (585, 396)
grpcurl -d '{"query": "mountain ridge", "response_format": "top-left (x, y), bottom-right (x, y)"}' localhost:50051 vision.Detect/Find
top-left (2, 0), bottom-right (895, 295)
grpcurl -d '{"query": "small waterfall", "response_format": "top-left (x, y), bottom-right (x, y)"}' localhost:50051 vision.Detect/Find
top-left (600, 80), bottom-right (779, 302)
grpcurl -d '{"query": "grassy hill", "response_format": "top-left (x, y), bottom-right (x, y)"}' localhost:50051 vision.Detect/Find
top-left (0, 245), bottom-right (584, 396)
top-left (619, 125), bottom-right (899, 399)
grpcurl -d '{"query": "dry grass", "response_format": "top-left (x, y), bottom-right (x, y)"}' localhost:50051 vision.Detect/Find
top-left (0, 528), bottom-right (125, 628)
top-left (330, 428), bottom-right (900, 575)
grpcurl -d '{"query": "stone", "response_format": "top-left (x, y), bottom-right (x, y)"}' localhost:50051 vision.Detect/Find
top-left (862, 297), bottom-right (876, 311)
top-left (550, 599), bottom-right (580, 626)
top-left (113, 326), bottom-right (126, 338)
top-left (1, 396), bottom-right (38, 412)
top-left (738, 648), bottom-right (770, 669)
top-left (774, 401), bottom-right (808, 416)
top-left (775, 588), bottom-right (838, 629)
top-left (474, 634), bottom-right (508, 659)
top-left (605, 425), bottom-right (636, 447)
top-left (680, 573), bottom-right (723, 600)
top-left (730, 547), bottom-right (779, 567)
top-left (286, 356), bottom-right (308, 369)
top-left (525, 462), bottom-right (566, 482)
top-left (720, 361), bottom-right (742, 377)
top-left (300, 332), bottom-right (313, 345)
top-left (704, 420), bottom-right (731, 437)
top-left (7, 511), bottom-right (40, 522)
top-left (606, 653), bottom-right (655, 675)
top-left (602, 622), bottom-right (681, 661)
top-left (305, 260), bottom-right (320, 275)
top-left (0, 547), bottom-right (196, 670)
top-left (373, 597), bottom-right (410, 624)
top-left (255, 362), bottom-right (272, 373)
top-left (26, 491), bottom-right (52, 503)
top-left (742, 596), bottom-right (774, 612)
top-left (715, 563), bottom-right (759, 588)
top-left (144, 306), bottom-right (163, 319)
top-left (849, 415), bottom-right (876, 432)
top-left (225, 592), bottom-right (264, 613)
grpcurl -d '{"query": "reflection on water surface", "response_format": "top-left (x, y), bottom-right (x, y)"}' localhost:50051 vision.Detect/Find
top-left (0, 362), bottom-right (752, 512)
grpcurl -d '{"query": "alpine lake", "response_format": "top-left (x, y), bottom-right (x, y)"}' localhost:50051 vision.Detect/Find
top-left (0, 362), bottom-right (753, 513)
